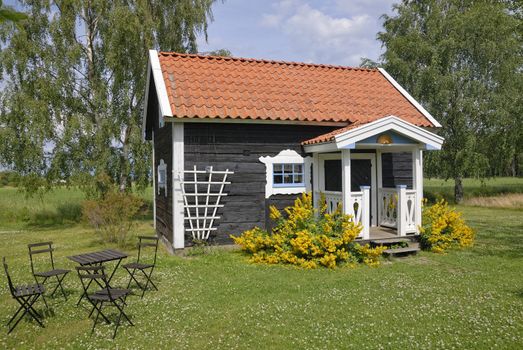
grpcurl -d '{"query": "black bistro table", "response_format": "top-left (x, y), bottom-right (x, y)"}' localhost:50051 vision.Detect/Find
top-left (67, 249), bottom-right (128, 305)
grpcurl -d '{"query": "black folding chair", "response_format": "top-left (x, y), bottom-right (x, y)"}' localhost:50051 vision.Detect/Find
top-left (75, 265), bottom-right (133, 339)
top-left (3, 257), bottom-right (47, 333)
top-left (123, 236), bottom-right (159, 298)
top-left (28, 242), bottom-right (70, 300)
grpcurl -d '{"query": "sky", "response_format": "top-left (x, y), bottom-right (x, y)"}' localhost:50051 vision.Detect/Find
top-left (196, 0), bottom-right (397, 66)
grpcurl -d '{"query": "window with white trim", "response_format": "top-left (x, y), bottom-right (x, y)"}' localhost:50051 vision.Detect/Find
top-left (157, 159), bottom-right (167, 196)
top-left (273, 163), bottom-right (304, 187)
top-left (259, 149), bottom-right (311, 198)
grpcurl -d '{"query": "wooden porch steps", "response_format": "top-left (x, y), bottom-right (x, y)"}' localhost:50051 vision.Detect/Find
top-left (383, 246), bottom-right (420, 257)
top-left (369, 236), bottom-right (420, 257)
top-left (370, 238), bottom-right (411, 246)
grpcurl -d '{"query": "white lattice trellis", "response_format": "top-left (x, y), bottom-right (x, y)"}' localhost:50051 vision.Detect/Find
top-left (180, 166), bottom-right (233, 241)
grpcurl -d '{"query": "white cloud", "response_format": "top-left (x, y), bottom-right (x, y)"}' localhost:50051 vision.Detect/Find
top-left (260, 2), bottom-right (378, 66)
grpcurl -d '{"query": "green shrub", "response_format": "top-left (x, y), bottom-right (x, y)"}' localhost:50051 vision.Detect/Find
top-left (56, 203), bottom-right (83, 222)
top-left (231, 193), bottom-right (386, 269)
top-left (419, 199), bottom-right (475, 253)
top-left (82, 192), bottom-right (143, 246)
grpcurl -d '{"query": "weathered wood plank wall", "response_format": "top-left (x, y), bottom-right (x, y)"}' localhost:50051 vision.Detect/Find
top-left (184, 122), bottom-right (336, 244)
top-left (381, 152), bottom-right (413, 189)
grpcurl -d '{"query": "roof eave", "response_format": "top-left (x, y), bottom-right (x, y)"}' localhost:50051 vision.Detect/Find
top-left (142, 49), bottom-right (174, 140)
top-left (303, 116), bottom-right (444, 153)
top-left (378, 68), bottom-right (442, 128)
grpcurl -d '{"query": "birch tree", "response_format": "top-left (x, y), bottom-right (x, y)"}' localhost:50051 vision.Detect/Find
top-left (0, 0), bottom-right (216, 192)
top-left (378, 0), bottom-right (522, 202)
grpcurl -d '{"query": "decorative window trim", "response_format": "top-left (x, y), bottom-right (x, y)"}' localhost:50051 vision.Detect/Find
top-left (259, 149), bottom-right (311, 198)
top-left (157, 159), bottom-right (168, 197)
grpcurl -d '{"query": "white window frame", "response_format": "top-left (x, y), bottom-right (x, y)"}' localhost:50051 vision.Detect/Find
top-left (259, 149), bottom-right (311, 198)
top-left (157, 159), bottom-right (168, 197)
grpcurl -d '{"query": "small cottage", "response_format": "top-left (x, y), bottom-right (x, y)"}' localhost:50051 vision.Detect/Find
top-left (142, 50), bottom-right (444, 250)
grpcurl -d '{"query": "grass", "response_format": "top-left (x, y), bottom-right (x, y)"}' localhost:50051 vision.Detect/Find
top-left (0, 181), bottom-right (522, 349)
top-left (463, 193), bottom-right (523, 209)
top-left (424, 177), bottom-right (523, 203)
top-left (0, 186), bottom-right (153, 230)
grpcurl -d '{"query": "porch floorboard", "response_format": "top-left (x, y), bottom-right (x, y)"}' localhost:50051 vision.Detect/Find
top-left (369, 226), bottom-right (397, 240)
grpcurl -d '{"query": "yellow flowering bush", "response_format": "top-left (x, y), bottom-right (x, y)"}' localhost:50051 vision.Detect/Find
top-left (231, 193), bottom-right (386, 269)
top-left (419, 199), bottom-right (475, 253)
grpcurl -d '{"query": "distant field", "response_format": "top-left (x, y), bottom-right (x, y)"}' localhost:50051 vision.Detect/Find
top-left (1, 177), bottom-right (521, 229)
top-left (0, 186), bottom-right (153, 230)
top-left (424, 177), bottom-right (523, 203)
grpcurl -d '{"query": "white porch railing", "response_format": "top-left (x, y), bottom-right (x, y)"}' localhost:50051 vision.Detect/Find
top-left (323, 191), bottom-right (343, 214)
top-left (378, 186), bottom-right (418, 235)
top-left (316, 190), bottom-right (369, 238)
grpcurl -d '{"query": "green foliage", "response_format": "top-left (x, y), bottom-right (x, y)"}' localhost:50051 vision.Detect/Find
top-left (204, 48), bottom-right (232, 56)
top-left (0, 0), bottom-right (27, 23)
top-left (0, 0), bottom-right (217, 195)
top-left (82, 191), bottom-right (144, 246)
top-left (379, 0), bottom-right (523, 202)
top-left (0, 171), bottom-right (20, 187)
top-left (419, 199), bottom-right (475, 253)
top-left (424, 177), bottom-right (523, 203)
top-left (0, 186), bottom-right (153, 229)
top-left (232, 193), bottom-right (385, 269)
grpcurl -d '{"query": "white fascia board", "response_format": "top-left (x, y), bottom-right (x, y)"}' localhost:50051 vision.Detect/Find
top-left (141, 60), bottom-right (152, 140)
top-left (378, 68), bottom-right (442, 128)
top-left (303, 141), bottom-right (338, 153)
top-left (149, 49), bottom-right (173, 118)
top-left (334, 116), bottom-right (444, 150)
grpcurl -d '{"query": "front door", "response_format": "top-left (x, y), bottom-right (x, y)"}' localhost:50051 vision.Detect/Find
top-left (351, 159), bottom-right (372, 226)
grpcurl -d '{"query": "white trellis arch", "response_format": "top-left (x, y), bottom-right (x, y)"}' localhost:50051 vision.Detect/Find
top-left (180, 166), bottom-right (234, 241)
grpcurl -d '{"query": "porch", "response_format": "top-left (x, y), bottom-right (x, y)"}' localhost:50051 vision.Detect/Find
top-left (304, 116), bottom-right (445, 240)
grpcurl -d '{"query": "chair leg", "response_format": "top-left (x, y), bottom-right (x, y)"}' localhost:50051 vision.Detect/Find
top-left (139, 268), bottom-right (158, 298)
top-left (40, 293), bottom-right (49, 310)
top-left (112, 305), bottom-right (123, 339)
top-left (91, 302), bottom-right (102, 335)
top-left (52, 274), bottom-right (68, 300)
top-left (8, 295), bottom-right (45, 333)
top-left (126, 268), bottom-right (145, 291)
top-left (114, 300), bottom-right (134, 327)
top-left (7, 304), bottom-right (24, 326)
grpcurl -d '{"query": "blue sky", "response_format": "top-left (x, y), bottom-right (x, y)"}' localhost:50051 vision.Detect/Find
top-left (197, 0), bottom-right (396, 66)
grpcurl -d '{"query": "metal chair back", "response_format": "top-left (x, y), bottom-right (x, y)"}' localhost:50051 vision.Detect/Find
top-left (75, 265), bottom-right (115, 300)
top-left (2, 257), bottom-right (16, 297)
top-left (28, 242), bottom-right (56, 276)
top-left (137, 236), bottom-right (159, 266)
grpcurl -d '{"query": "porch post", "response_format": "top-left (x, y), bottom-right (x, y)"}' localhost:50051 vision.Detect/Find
top-left (172, 122), bottom-right (185, 249)
top-left (360, 186), bottom-right (370, 239)
top-left (312, 153), bottom-right (320, 210)
top-left (152, 131), bottom-right (156, 229)
top-left (413, 148), bottom-right (423, 230)
top-left (376, 150), bottom-right (382, 225)
top-left (396, 185), bottom-right (407, 236)
top-left (341, 149), bottom-right (351, 216)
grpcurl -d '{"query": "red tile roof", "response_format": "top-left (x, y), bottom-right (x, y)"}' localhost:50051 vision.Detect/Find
top-left (157, 51), bottom-right (435, 127)
top-left (301, 122), bottom-right (363, 145)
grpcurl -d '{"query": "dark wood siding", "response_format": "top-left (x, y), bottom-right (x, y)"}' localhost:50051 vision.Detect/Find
top-left (154, 125), bottom-right (173, 243)
top-left (381, 152), bottom-right (413, 189)
top-left (184, 122), bottom-right (337, 244)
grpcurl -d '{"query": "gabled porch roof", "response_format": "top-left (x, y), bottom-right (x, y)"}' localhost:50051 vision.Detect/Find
top-left (302, 116), bottom-right (444, 153)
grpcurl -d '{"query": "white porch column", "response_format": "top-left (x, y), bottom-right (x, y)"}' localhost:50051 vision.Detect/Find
top-left (360, 186), bottom-right (370, 239)
top-left (413, 148), bottom-right (423, 230)
top-left (376, 150), bottom-right (382, 225)
top-left (172, 123), bottom-right (185, 249)
top-left (152, 131), bottom-right (156, 229)
top-left (312, 153), bottom-right (320, 210)
top-left (396, 185), bottom-right (407, 236)
top-left (341, 149), bottom-right (351, 216)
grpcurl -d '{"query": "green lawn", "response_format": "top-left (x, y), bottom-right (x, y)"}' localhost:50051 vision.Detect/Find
top-left (0, 184), bottom-right (522, 349)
